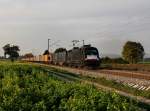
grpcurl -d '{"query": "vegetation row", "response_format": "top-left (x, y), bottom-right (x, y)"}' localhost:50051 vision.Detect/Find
top-left (0, 63), bottom-right (141, 111)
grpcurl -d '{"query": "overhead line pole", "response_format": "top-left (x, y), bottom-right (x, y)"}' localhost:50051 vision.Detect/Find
top-left (82, 40), bottom-right (85, 46)
top-left (48, 39), bottom-right (50, 51)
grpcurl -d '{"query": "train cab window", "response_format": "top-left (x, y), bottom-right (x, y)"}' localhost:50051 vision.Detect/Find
top-left (85, 50), bottom-right (98, 55)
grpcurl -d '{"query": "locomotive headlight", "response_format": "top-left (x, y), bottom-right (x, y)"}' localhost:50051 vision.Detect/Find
top-left (86, 55), bottom-right (99, 60)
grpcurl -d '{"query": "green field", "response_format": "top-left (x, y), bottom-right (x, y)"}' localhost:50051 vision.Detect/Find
top-left (0, 62), bottom-right (144, 111)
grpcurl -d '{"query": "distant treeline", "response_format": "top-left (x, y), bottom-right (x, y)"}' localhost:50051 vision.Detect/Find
top-left (101, 57), bottom-right (129, 64)
top-left (101, 56), bottom-right (150, 65)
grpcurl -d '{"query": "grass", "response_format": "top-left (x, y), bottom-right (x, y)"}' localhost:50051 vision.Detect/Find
top-left (0, 61), bottom-right (143, 111)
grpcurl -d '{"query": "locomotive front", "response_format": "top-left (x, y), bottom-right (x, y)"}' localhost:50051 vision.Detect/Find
top-left (83, 46), bottom-right (100, 67)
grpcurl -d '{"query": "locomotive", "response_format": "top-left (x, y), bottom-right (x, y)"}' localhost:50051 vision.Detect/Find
top-left (22, 45), bottom-right (100, 68)
top-left (53, 45), bottom-right (100, 67)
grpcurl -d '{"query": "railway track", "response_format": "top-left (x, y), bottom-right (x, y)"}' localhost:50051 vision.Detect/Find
top-left (28, 61), bottom-right (150, 92)
top-left (38, 66), bottom-right (150, 109)
top-left (98, 69), bottom-right (150, 80)
top-left (95, 69), bottom-right (150, 91)
top-left (47, 65), bottom-right (150, 92)
top-left (27, 62), bottom-right (150, 81)
top-left (20, 63), bottom-right (150, 111)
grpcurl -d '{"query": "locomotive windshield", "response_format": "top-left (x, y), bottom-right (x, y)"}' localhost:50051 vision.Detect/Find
top-left (85, 50), bottom-right (97, 55)
top-left (85, 48), bottom-right (98, 56)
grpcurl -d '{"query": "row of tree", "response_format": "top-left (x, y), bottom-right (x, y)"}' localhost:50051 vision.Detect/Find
top-left (2, 41), bottom-right (145, 64)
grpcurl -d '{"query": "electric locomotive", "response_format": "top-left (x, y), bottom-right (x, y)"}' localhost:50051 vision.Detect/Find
top-left (53, 45), bottom-right (100, 67)
top-left (67, 45), bottom-right (100, 67)
top-left (82, 45), bottom-right (100, 67)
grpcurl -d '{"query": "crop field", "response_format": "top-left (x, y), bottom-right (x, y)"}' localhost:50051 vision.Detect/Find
top-left (0, 62), bottom-right (147, 111)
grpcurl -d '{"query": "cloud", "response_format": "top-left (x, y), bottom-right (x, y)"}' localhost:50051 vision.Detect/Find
top-left (0, 0), bottom-right (150, 56)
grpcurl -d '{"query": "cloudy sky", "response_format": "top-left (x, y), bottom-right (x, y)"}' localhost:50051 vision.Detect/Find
top-left (0, 0), bottom-right (150, 57)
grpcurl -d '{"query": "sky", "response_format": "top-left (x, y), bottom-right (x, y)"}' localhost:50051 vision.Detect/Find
top-left (0, 0), bottom-right (150, 57)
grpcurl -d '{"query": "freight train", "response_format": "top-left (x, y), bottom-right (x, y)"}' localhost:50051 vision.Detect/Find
top-left (22, 45), bottom-right (100, 68)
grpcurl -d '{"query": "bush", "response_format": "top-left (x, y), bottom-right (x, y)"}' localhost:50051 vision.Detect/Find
top-left (101, 57), bottom-right (128, 64)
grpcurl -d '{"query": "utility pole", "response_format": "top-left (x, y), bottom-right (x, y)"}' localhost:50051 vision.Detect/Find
top-left (48, 39), bottom-right (50, 51)
top-left (82, 40), bottom-right (85, 46)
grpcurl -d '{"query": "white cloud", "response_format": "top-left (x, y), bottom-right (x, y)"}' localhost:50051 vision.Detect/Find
top-left (0, 0), bottom-right (150, 56)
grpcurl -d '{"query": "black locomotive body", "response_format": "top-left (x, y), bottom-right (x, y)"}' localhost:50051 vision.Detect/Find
top-left (53, 45), bottom-right (100, 67)
top-left (67, 47), bottom-right (83, 67)
top-left (82, 45), bottom-right (100, 67)
top-left (53, 51), bottom-right (67, 65)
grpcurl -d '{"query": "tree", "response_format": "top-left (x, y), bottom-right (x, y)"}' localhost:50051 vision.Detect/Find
top-left (24, 53), bottom-right (34, 58)
top-left (3, 44), bottom-right (20, 62)
top-left (43, 50), bottom-right (50, 55)
top-left (122, 41), bottom-right (145, 64)
top-left (54, 48), bottom-right (66, 53)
